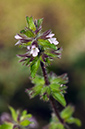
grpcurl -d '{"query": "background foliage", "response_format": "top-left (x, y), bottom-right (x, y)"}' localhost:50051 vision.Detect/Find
top-left (0, 0), bottom-right (85, 128)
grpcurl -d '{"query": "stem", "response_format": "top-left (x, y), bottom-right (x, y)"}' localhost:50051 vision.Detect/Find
top-left (40, 61), bottom-right (50, 85)
top-left (40, 61), bottom-right (64, 124)
top-left (50, 96), bottom-right (64, 124)
top-left (64, 124), bottom-right (71, 129)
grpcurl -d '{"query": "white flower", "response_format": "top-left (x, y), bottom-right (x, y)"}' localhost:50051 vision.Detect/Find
top-left (14, 34), bottom-right (23, 46)
top-left (27, 46), bottom-right (30, 50)
top-left (14, 34), bottom-right (22, 40)
top-left (15, 40), bottom-right (21, 46)
top-left (48, 38), bottom-right (59, 45)
top-left (30, 45), bottom-right (39, 57)
top-left (46, 33), bottom-right (55, 38)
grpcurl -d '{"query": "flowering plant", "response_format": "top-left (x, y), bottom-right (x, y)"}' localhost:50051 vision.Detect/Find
top-left (0, 16), bottom-right (81, 129)
top-left (14, 16), bottom-right (81, 129)
top-left (15, 16), bottom-right (61, 78)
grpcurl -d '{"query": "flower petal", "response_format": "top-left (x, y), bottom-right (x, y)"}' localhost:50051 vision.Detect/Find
top-left (30, 45), bottom-right (39, 57)
top-left (15, 40), bottom-right (21, 46)
top-left (15, 34), bottom-right (22, 39)
top-left (48, 38), bottom-right (59, 45)
top-left (27, 46), bottom-right (30, 50)
top-left (46, 33), bottom-right (55, 38)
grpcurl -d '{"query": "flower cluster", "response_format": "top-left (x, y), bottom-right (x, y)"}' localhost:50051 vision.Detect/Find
top-left (15, 17), bottom-right (62, 66)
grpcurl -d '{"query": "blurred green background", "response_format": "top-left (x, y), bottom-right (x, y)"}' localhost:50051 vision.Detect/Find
top-left (0, 0), bottom-right (85, 128)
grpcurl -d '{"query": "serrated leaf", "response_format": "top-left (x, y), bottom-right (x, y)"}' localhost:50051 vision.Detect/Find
top-left (52, 92), bottom-right (66, 107)
top-left (37, 18), bottom-right (43, 27)
top-left (20, 119), bottom-right (31, 126)
top-left (9, 106), bottom-right (18, 122)
top-left (60, 105), bottom-right (74, 120)
top-left (40, 86), bottom-right (50, 101)
top-left (30, 59), bottom-right (40, 78)
top-left (38, 39), bottom-right (57, 50)
top-left (33, 85), bottom-right (43, 94)
top-left (40, 86), bottom-right (47, 95)
top-left (26, 16), bottom-right (36, 31)
top-left (51, 77), bottom-right (68, 85)
top-left (32, 75), bottom-right (44, 85)
top-left (66, 117), bottom-right (81, 127)
top-left (50, 83), bottom-right (60, 92)
top-left (26, 85), bottom-right (43, 99)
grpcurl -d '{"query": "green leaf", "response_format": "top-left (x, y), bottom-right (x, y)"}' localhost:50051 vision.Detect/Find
top-left (50, 122), bottom-right (64, 129)
top-left (45, 57), bottom-right (51, 64)
top-left (25, 57), bottom-right (31, 66)
top-left (22, 110), bottom-right (27, 116)
top-left (41, 94), bottom-right (49, 101)
top-left (30, 59), bottom-right (40, 78)
top-left (47, 86), bottom-right (51, 96)
top-left (52, 92), bottom-right (66, 107)
top-left (26, 85), bottom-right (43, 99)
top-left (66, 117), bottom-right (81, 127)
top-left (26, 16), bottom-right (29, 24)
top-left (60, 105), bottom-right (74, 120)
top-left (32, 75), bottom-right (44, 85)
top-left (40, 86), bottom-right (49, 101)
top-left (38, 39), bottom-right (57, 50)
top-left (40, 86), bottom-right (48, 95)
top-left (0, 123), bottom-right (13, 129)
top-left (21, 114), bottom-right (32, 121)
top-left (33, 85), bottom-right (43, 94)
top-left (46, 52), bottom-right (56, 58)
top-left (25, 114), bottom-right (32, 118)
top-left (26, 16), bottom-right (36, 31)
top-left (37, 18), bottom-right (43, 27)
top-left (9, 106), bottom-right (18, 122)
top-left (51, 76), bottom-right (68, 85)
top-left (20, 29), bottom-right (34, 37)
top-left (20, 119), bottom-right (31, 126)
top-left (50, 83), bottom-right (60, 92)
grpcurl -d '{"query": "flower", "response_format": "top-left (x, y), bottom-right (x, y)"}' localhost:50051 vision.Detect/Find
top-left (29, 45), bottom-right (39, 57)
top-left (15, 40), bottom-right (21, 46)
top-left (27, 46), bottom-right (30, 50)
top-left (14, 34), bottom-right (22, 40)
top-left (48, 38), bottom-right (59, 45)
top-left (14, 34), bottom-right (32, 46)
top-left (44, 32), bottom-right (59, 45)
top-left (46, 33), bottom-right (55, 38)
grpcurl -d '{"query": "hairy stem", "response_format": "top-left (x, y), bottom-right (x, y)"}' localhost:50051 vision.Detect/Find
top-left (40, 61), bottom-right (50, 85)
top-left (50, 96), bottom-right (64, 124)
top-left (40, 61), bottom-right (64, 125)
